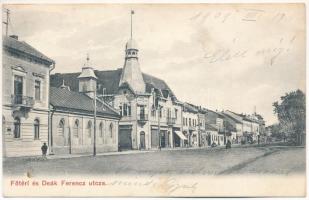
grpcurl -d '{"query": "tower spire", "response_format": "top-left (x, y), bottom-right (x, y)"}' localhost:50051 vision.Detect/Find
top-left (84, 53), bottom-right (91, 67)
top-left (119, 9), bottom-right (145, 94)
top-left (131, 10), bottom-right (134, 39)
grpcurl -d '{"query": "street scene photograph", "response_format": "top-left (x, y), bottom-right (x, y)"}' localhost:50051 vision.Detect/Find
top-left (1, 3), bottom-right (306, 197)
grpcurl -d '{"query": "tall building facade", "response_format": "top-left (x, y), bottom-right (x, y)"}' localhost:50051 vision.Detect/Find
top-left (2, 35), bottom-right (55, 157)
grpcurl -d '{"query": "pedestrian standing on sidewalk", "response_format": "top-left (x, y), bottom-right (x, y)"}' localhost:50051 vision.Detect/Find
top-left (41, 142), bottom-right (48, 159)
top-left (226, 140), bottom-right (231, 149)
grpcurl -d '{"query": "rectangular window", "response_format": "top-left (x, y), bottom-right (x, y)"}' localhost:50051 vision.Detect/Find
top-left (139, 106), bottom-right (146, 119)
top-left (14, 75), bottom-right (23, 104)
top-left (152, 108), bottom-right (156, 117)
top-left (35, 80), bottom-right (41, 100)
top-left (119, 105), bottom-right (122, 116)
top-left (175, 109), bottom-right (178, 119)
top-left (128, 104), bottom-right (131, 116)
top-left (167, 108), bottom-right (171, 118)
top-left (123, 104), bottom-right (128, 116)
top-left (34, 120), bottom-right (40, 140)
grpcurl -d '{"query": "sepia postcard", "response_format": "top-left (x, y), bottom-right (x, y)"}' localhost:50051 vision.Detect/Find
top-left (1, 2), bottom-right (307, 198)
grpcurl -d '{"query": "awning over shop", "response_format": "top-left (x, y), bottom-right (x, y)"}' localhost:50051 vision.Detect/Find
top-left (174, 131), bottom-right (187, 140)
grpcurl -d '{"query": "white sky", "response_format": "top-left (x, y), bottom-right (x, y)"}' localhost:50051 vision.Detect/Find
top-left (3, 4), bottom-right (306, 125)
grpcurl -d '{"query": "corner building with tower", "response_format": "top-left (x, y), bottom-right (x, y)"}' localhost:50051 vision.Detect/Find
top-left (51, 37), bottom-right (186, 150)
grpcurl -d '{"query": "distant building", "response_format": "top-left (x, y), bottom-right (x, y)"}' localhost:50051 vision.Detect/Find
top-left (254, 113), bottom-right (266, 136)
top-left (224, 110), bottom-right (260, 143)
top-left (204, 109), bottom-right (228, 144)
top-left (2, 35), bottom-right (55, 157)
top-left (205, 123), bottom-right (224, 146)
top-left (222, 112), bottom-right (243, 143)
top-left (182, 103), bottom-right (199, 147)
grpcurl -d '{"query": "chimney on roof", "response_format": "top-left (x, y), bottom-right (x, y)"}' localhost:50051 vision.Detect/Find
top-left (9, 35), bottom-right (18, 40)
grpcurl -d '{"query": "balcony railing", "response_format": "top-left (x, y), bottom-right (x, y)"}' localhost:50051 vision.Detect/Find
top-left (137, 114), bottom-right (148, 121)
top-left (167, 117), bottom-right (176, 125)
top-left (11, 95), bottom-right (34, 108)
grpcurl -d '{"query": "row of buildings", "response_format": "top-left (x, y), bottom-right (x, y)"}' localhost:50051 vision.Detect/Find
top-left (2, 29), bottom-right (265, 157)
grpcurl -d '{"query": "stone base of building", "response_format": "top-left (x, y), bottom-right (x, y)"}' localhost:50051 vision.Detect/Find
top-left (51, 145), bottom-right (118, 155)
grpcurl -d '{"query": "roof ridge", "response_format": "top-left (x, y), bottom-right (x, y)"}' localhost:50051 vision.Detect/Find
top-left (3, 36), bottom-right (54, 63)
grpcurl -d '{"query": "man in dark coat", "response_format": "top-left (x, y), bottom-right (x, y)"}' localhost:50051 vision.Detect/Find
top-left (41, 142), bottom-right (48, 158)
top-left (226, 140), bottom-right (231, 149)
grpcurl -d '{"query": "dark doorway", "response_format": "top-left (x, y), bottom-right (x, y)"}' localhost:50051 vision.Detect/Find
top-left (173, 132), bottom-right (181, 147)
top-left (119, 126), bottom-right (132, 150)
top-left (140, 131), bottom-right (145, 150)
top-left (151, 129), bottom-right (159, 148)
top-left (160, 131), bottom-right (166, 148)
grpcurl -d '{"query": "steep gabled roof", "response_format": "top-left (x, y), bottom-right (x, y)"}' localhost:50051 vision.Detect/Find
top-left (50, 87), bottom-right (120, 118)
top-left (3, 36), bottom-right (54, 64)
top-left (50, 68), bottom-right (177, 100)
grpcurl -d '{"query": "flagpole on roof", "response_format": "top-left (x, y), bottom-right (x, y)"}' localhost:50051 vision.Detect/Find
top-left (131, 10), bottom-right (134, 39)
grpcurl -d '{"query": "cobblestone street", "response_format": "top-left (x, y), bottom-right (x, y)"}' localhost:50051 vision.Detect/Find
top-left (3, 146), bottom-right (305, 177)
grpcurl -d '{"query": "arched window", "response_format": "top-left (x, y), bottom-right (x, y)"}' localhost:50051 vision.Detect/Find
top-left (14, 117), bottom-right (20, 138)
top-left (87, 121), bottom-right (92, 138)
top-left (58, 119), bottom-right (65, 136)
top-left (99, 122), bottom-right (103, 137)
top-left (34, 119), bottom-right (40, 140)
top-left (109, 123), bottom-right (113, 138)
top-left (73, 119), bottom-right (79, 137)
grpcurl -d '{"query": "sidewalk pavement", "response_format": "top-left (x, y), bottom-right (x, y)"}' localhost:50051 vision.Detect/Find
top-left (46, 145), bottom-right (227, 160)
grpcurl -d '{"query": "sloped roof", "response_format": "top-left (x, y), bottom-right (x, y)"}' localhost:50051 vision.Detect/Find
top-left (204, 108), bottom-right (225, 118)
top-left (50, 68), bottom-right (177, 100)
top-left (205, 123), bottom-right (218, 131)
top-left (222, 113), bottom-right (243, 124)
top-left (78, 67), bottom-right (98, 79)
top-left (50, 87), bottom-right (120, 118)
top-left (225, 110), bottom-right (258, 123)
top-left (3, 36), bottom-right (54, 64)
top-left (183, 102), bottom-right (199, 113)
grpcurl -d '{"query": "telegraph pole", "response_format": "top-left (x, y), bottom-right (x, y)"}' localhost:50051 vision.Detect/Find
top-left (93, 85), bottom-right (97, 156)
top-left (158, 105), bottom-right (161, 151)
top-left (3, 9), bottom-right (10, 36)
